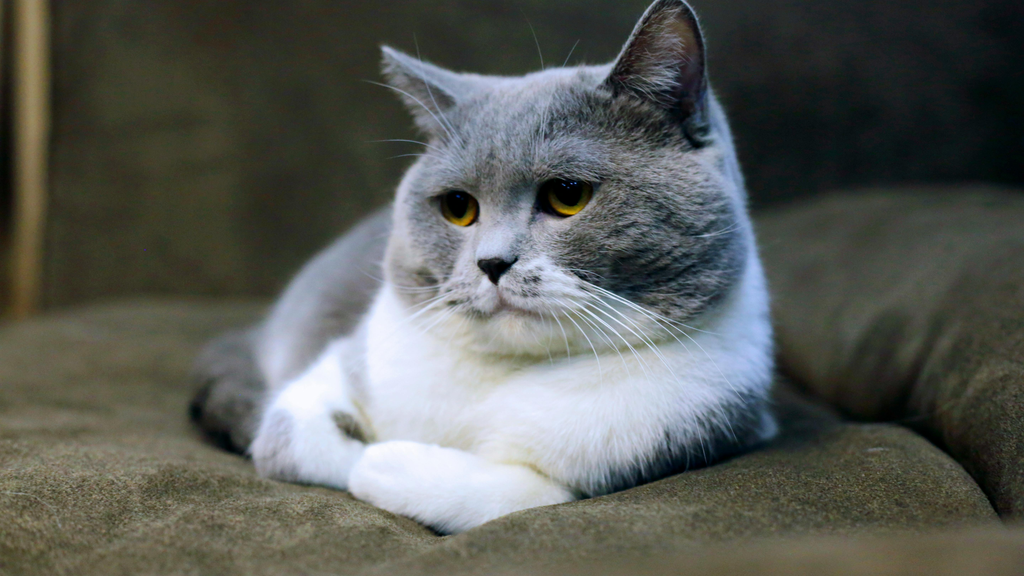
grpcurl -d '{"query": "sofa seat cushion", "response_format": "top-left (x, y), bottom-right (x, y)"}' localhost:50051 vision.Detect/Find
top-left (0, 300), bottom-right (998, 575)
top-left (758, 186), bottom-right (1024, 517)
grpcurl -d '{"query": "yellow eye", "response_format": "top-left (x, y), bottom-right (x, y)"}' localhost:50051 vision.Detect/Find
top-left (542, 180), bottom-right (593, 217)
top-left (441, 191), bottom-right (479, 227)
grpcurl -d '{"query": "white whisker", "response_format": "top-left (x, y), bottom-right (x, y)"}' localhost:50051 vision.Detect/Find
top-left (550, 312), bottom-right (572, 361)
top-left (523, 17), bottom-right (545, 69)
top-left (584, 282), bottom-right (721, 336)
top-left (577, 303), bottom-right (648, 378)
top-left (568, 304), bottom-right (633, 380)
top-left (371, 292), bottom-right (450, 349)
top-left (585, 296), bottom-right (675, 381)
top-left (413, 37), bottom-right (464, 147)
top-left (535, 315), bottom-right (555, 364)
top-left (363, 80), bottom-right (459, 145)
top-left (562, 39), bottom-right (581, 67)
top-left (691, 222), bottom-right (742, 238)
top-left (558, 305), bottom-right (601, 380)
top-left (579, 281), bottom-right (741, 399)
top-left (369, 138), bottom-right (443, 153)
top-left (414, 305), bottom-right (460, 337)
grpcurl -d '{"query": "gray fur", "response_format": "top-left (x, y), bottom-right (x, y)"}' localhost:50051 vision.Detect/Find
top-left (383, 0), bottom-right (750, 329)
top-left (190, 210), bottom-right (390, 453)
top-left (254, 208), bottom-right (390, 389)
top-left (189, 328), bottom-right (264, 453)
top-left (333, 412), bottom-right (369, 444)
top-left (191, 0), bottom-right (771, 489)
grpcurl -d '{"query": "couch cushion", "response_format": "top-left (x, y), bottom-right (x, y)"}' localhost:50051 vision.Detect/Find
top-left (539, 527), bottom-right (1024, 576)
top-left (758, 185), bottom-right (1024, 517)
top-left (0, 300), bottom-right (997, 575)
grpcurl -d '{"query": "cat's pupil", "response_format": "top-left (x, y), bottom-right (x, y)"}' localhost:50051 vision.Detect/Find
top-left (554, 181), bottom-right (582, 206)
top-left (446, 192), bottom-right (469, 217)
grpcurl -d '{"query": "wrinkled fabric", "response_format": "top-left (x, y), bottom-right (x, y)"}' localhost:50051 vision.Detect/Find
top-left (0, 299), bottom-right (1002, 575)
top-left (759, 185), bottom-right (1024, 517)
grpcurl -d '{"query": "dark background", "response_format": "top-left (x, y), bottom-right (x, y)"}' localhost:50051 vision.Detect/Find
top-left (45, 0), bottom-right (1024, 308)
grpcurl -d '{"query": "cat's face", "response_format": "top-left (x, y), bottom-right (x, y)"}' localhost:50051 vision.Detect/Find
top-left (382, 0), bottom-right (751, 356)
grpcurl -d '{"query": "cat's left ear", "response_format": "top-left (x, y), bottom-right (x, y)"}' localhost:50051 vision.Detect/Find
top-left (380, 46), bottom-right (479, 138)
top-left (604, 0), bottom-right (709, 135)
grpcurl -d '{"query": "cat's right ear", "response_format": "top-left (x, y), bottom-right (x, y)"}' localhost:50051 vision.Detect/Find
top-left (380, 46), bottom-right (477, 138)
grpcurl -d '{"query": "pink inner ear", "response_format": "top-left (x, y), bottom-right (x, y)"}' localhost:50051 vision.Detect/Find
top-left (608, 3), bottom-right (706, 113)
top-left (663, 14), bottom-right (701, 63)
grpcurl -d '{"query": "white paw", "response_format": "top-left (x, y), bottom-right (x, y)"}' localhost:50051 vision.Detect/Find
top-left (348, 441), bottom-right (448, 516)
top-left (250, 407), bottom-right (365, 490)
top-left (250, 409), bottom-right (303, 482)
top-left (350, 441), bottom-right (488, 533)
top-left (348, 441), bottom-right (576, 534)
top-left (250, 342), bottom-right (367, 490)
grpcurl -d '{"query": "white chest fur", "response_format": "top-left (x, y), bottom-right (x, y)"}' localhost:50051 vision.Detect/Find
top-left (358, 273), bottom-right (772, 494)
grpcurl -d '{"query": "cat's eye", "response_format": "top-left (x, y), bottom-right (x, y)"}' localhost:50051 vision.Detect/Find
top-left (440, 191), bottom-right (479, 227)
top-left (540, 179), bottom-right (593, 217)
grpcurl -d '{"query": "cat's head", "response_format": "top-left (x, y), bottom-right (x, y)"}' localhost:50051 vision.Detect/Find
top-left (380, 0), bottom-right (757, 356)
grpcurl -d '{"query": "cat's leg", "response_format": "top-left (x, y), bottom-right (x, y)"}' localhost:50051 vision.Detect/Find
top-left (250, 338), bottom-right (368, 490)
top-left (190, 328), bottom-right (266, 454)
top-left (348, 441), bottom-right (576, 534)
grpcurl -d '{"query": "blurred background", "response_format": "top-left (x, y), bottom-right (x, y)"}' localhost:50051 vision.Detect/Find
top-left (1, 0), bottom-right (1022, 317)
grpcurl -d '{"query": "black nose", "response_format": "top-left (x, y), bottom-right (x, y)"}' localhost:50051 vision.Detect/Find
top-left (478, 257), bottom-right (517, 285)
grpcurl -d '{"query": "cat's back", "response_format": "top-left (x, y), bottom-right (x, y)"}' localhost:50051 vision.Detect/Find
top-left (256, 207), bottom-right (392, 389)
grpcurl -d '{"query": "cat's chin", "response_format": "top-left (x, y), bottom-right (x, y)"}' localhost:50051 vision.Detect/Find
top-left (440, 306), bottom-right (565, 358)
top-left (469, 302), bottom-right (545, 320)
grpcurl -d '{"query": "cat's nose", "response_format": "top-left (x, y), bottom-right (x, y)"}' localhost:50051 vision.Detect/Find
top-left (478, 257), bottom-right (517, 285)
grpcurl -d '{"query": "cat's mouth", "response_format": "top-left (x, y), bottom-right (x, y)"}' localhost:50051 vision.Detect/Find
top-left (492, 301), bottom-right (543, 318)
top-left (464, 287), bottom-right (548, 319)
top-left (488, 291), bottom-right (537, 317)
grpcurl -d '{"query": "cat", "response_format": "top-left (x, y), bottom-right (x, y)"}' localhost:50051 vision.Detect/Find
top-left (190, 0), bottom-right (776, 535)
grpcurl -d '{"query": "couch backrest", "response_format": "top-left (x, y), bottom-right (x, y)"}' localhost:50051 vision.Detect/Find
top-left (45, 0), bottom-right (1024, 307)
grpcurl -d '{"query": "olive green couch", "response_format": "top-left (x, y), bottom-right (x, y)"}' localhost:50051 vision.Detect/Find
top-left (2, 1), bottom-right (1023, 574)
top-left (3, 188), bottom-right (1023, 575)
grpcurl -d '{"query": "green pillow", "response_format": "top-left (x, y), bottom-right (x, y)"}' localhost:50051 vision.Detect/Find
top-left (757, 186), bottom-right (1024, 517)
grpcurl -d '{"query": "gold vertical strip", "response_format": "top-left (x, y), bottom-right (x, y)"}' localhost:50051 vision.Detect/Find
top-left (0, 0), bottom-right (7, 313)
top-left (1, 0), bottom-right (5, 119)
top-left (10, 0), bottom-right (50, 318)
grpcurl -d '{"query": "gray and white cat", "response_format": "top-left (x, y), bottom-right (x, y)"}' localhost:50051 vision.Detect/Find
top-left (191, 0), bottom-right (776, 535)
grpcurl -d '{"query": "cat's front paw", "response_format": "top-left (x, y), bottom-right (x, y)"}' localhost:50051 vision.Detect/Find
top-left (348, 441), bottom-right (439, 507)
top-left (348, 441), bottom-right (474, 532)
top-left (250, 407), bottom-right (365, 490)
top-left (349, 441), bottom-right (577, 534)
top-left (250, 409), bottom-right (303, 482)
